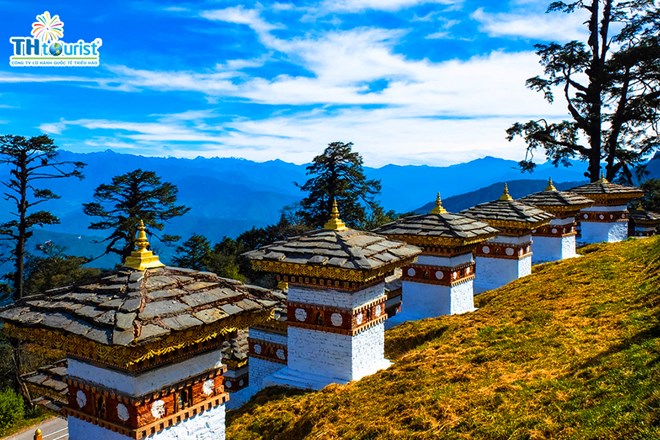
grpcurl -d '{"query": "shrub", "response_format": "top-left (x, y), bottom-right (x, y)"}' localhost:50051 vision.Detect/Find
top-left (0, 388), bottom-right (24, 429)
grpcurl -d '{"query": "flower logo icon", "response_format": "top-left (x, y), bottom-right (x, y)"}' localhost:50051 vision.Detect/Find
top-left (31, 11), bottom-right (64, 43)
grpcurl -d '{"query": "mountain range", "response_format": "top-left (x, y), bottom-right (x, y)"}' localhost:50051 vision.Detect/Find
top-left (0, 150), bottom-right (656, 269)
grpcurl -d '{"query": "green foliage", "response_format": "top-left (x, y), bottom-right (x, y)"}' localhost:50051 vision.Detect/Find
top-left (637, 178), bottom-right (660, 212)
top-left (23, 241), bottom-right (100, 296)
top-left (171, 234), bottom-right (212, 271)
top-left (0, 134), bottom-right (85, 300)
top-left (296, 142), bottom-right (384, 228)
top-left (508, 1), bottom-right (660, 183)
top-left (0, 388), bottom-right (24, 430)
top-left (83, 169), bottom-right (190, 260)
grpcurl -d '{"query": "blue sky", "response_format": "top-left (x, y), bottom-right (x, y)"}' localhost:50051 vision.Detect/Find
top-left (0, 0), bottom-right (587, 166)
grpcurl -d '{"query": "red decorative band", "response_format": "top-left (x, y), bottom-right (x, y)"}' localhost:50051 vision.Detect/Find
top-left (64, 370), bottom-right (227, 438)
top-left (532, 224), bottom-right (577, 238)
top-left (475, 242), bottom-right (531, 260)
top-left (287, 297), bottom-right (387, 336)
top-left (248, 339), bottom-right (288, 365)
top-left (579, 211), bottom-right (628, 223)
top-left (401, 262), bottom-right (475, 286)
top-left (224, 373), bottom-right (248, 392)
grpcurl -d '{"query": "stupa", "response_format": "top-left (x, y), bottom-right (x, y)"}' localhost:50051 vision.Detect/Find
top-left (373, 193), bottom-right (497, 325)
top-left (570, 175), bottom-right (644, 243)
top-left (519, 178), bottom-right (594, 263)
top-left (243, 201), bottom-right (421, 390)
top-left (628, 204), bottom-right (660, 237)
top-left (461, 184), bottom-right (553, 293)
top-left (0, 221), bottom-right (278, 440)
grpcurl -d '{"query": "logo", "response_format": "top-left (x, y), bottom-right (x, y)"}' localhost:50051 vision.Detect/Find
top-left (9, 11), bottom-right (102, 67)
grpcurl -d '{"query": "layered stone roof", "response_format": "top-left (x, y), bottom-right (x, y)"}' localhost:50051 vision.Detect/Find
top-left (519, 179), bottom-right (594, 214)
top-left (629, 207), bottom-right (660, 224)
top-left (243, 228), bottom-right (421, 283)
top-left (0, 266), bottom-right (278, 348)
top-left (460, 184), bottom-right (554, 232)
top-left (570, 178), bottom-right (644, 204)
top-left (374, 194), bottom-right (498, 247)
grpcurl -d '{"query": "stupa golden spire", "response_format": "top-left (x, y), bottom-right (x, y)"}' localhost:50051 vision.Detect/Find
top-left (430, 192), bottom-right (447, 214)
top-left (499, 183), bottom-right (513, 201)
top-left (324, 199), bottom-right (347, 231)
top-left (545, 177), bottom-right (557, 191)
top-left (123, 220), bottom-right (165, 270)
top-left (599, 172), bottom-right (609, 183)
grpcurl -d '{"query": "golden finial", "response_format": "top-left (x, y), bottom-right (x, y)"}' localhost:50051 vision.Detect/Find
top-left (277, 280), bottom-right (289, 292)
top-left (637, 202), bottom-right (644, 211)
top-left (123, 220), bottom-right (165, 271)
top-left (545, 177), bottom-right (557, 191)
top-left (499, 183), bottom-right (513, 201)
top-left (34, 429), bottom-right (43, 440)
top-left (599, 172), bottom-right (609, 183)
top-left (430, 192), bottom-right (447, 214)
top-left (323, 199), bottom-right (347, 231)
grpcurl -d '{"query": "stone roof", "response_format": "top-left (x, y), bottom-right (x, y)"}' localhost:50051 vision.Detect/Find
top-left (243, 228), bottom-right (421, 272)
top-left (0, 266), bottom-right (279, 347)
top-left (222, 329), bottom-right (249, 367)
top-left (460, 186), bottom-right (554, 230)
top-left (570, 180), bottom-right (644, 198)
top-left (630, 208), bottom-right (660, 223)
top-left (22, 359), bottom-right (68, 402)
top-left (519, 189), bottom-right (594, 210)
top-left (374, 213), bottom-right (498, 245)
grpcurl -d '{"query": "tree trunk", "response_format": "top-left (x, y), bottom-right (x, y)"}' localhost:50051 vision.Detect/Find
top-left (586, 0), bottom-right (603, 182)
top-left (13, 151), bottom-right (28, 301)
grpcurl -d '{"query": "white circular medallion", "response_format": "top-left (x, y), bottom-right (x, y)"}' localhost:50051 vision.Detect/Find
top-left (226, 381), bottom-right (232, 389)
top-left (466, 267), bottom-right (470, 274)
top-left (330, 312), bottom-right (343, 326)
top-left (203, 379), bottom-right (215, 396)
top-left (253, 343), bottom-right (262, 354)
top-left (375, 304), bottom-right (382, 317)
top-left (276, 349), bottom-right (286, 360)
top-left (151, 400), bottom-right (166, 419)
top-left (583, 214), bottom-right (588, 219)
top-left (482, 246), bottom-right (490, 254)
top-left (406, 267), bottom-right (416, 277)
top-left (505, 248), bottom-right (514, 256)
top-left (599, 214), bottom-right (605, 220)
top-left (76, 390), bottom-right (86, 409)
top-left (295, 308), bottom-right (307, 322)
top-left (239, 379), bottom-right (244, 386)
top-left (435, 270), bottom-right (444, 280)
top-left (116, 403), bottom-right (129, 422)
top-left (551, 228), bottom-right (558, 234)
top-left (355, 312), bottom-right (363, 325)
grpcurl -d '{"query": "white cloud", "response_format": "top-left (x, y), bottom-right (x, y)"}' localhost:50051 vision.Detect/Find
top-left (322, 0), bottom-right (460, 13)
top-left (471, 7), bottom-right (587, 41)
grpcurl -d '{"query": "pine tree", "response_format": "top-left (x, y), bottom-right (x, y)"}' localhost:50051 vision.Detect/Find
top-left (171, 234), bottom-right (212, 271)
top-left (83, 169), bottom-right (190, 261)
top-left (296, 142), bottom-right (383, 228)
top-left (507, 0), bottom-right (660, 182)
top-left (0, 135), bottom-right (85, 300)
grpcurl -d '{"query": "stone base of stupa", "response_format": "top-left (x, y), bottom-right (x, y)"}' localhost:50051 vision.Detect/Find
top-left (532, 235), bottom-right (577, 263)
top-left (474, 254), bottom-right (532, 294)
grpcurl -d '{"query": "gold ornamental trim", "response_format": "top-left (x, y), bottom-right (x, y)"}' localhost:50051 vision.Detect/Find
top-left (251, 257), bottom-right (417, 284)
top-left (3, 310), bottom-right (270, 372)
top-left (383, 233), bottom-right (495, 248)
top-left (479, 219), bottom-right (551, 232)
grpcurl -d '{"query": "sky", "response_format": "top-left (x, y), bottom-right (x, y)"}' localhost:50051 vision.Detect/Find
top-left (0, 0), bottom-right (588, 167)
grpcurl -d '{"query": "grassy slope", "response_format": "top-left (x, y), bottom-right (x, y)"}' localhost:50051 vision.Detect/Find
top-left (227, 237), bottom-right (660, 439)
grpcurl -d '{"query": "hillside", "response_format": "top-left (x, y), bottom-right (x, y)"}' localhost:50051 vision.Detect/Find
top-left (227, 237), bottom-right (660, 439)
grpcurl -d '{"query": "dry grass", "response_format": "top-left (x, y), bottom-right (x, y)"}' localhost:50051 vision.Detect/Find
top-left (227, 237), bottom-right (660, 439)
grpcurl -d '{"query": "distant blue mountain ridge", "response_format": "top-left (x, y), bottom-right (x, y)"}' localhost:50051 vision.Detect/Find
top-left (0, 150), bottom-right (656, 270)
